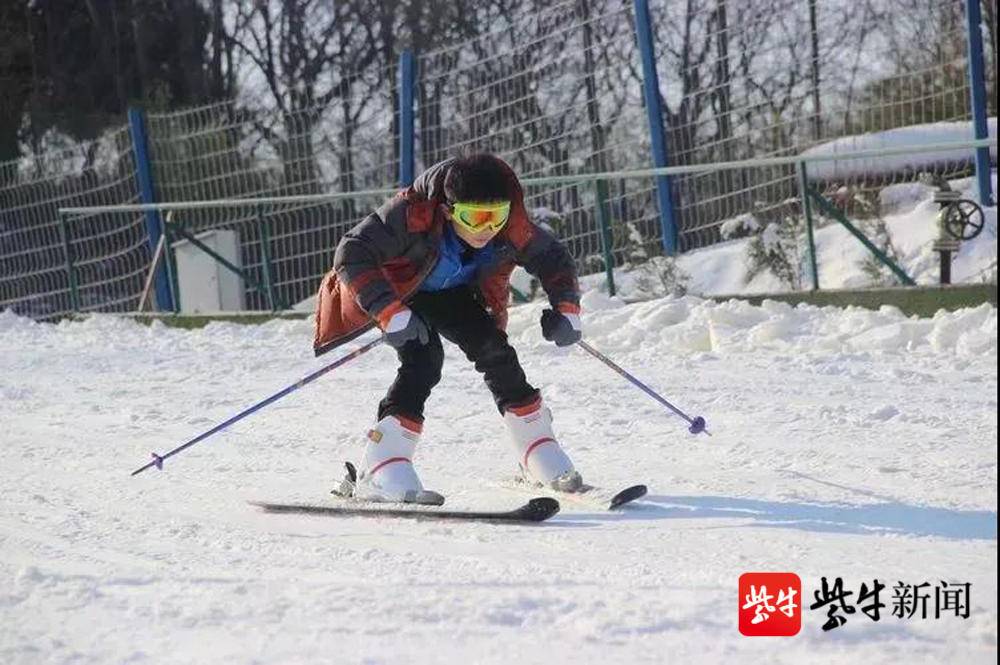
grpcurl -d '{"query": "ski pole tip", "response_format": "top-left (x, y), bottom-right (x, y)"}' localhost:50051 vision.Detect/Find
top-left (131, 452), bottom-right (164, 477)
top-left (688, 416), bottom-right (707, 435)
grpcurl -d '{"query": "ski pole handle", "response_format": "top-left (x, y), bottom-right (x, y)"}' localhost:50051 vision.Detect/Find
top-left (576, 340), bottom-right (709, 435)
top-left (131, 336), bottom-right (384, 476)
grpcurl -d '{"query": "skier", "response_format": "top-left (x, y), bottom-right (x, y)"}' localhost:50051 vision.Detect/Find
top-left (313, 153), bottom-right (584, 503)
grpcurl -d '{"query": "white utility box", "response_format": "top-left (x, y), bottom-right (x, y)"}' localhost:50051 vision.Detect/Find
top-left (172, 229), bottom-right (245, 312)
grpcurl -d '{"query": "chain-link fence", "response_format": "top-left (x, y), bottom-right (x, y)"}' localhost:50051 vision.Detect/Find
top-left (141, 67), bottom-right (400, 310)
top-left (0, 126), bottom-right (147, 318)
top-left (649, 0), bottom-right (988, 251)
top-left (414, 0), bottom-right (666, 277)
top-left (1, 0), bottom-right (995, 319)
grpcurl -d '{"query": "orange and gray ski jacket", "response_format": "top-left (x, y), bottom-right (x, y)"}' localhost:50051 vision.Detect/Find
top-left (312, 156), bottom-right (580, 356)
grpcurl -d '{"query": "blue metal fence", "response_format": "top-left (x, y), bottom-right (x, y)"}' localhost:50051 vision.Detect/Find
top-left (964, 0), bottom-right (996, 206)
top-left (1, 0), bottom-right (995, 319)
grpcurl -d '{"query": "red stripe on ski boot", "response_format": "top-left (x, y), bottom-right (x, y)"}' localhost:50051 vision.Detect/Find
top-left (522, 437), bottom-right (555, 468)
top-left (368, 456), bottom-right (411, 476)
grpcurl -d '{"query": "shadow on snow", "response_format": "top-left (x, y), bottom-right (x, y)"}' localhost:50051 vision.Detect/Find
top-left (619, 494), bottom-right (997, 541)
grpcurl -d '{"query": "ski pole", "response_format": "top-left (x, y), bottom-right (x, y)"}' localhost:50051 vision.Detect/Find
top-left (576, 340), bottom-right (709, 435)
top-left (131, 336), bottom-right (384, 476)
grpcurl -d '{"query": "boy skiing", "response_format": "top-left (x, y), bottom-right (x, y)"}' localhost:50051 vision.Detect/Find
top-left (313, 153), bottom-right (584, 504)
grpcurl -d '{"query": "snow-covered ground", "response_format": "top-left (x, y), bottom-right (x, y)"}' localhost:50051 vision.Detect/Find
top-left (1, 292), bottom-right (996, 664)
top-left (562, 171), bottom-right (997, 300)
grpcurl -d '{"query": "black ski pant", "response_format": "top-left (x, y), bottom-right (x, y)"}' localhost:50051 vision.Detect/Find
top-left (377, 286), bottom-right (538, 422)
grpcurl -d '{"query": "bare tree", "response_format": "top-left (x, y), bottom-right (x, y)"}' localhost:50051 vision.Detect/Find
top-left (0, 0), bottom-right (32, 166)
top-left (226, 0), bottom-right (381, 193)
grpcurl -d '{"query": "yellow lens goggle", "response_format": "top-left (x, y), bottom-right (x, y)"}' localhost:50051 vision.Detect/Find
top-left (450, 201), bottom-right (511, 232)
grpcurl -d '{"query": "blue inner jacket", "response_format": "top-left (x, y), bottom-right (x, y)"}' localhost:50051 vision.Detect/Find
top-left (420, 223), bottom-right (496, 292)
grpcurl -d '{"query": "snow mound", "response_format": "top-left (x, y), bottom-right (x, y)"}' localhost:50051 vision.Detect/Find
top-left (507, 293), bottom-right (996, 358)
top-left (0, 308), bottom-right (39, 334)
top-left (801, 119), bottom-right (997, 180)
top-left (2, 293), bottom-right (996, 362)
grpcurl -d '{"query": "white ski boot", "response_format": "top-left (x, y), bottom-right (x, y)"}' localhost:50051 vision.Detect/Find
top-left (503, 398), bottom-right (583, 492)
top-left (342, 415), bottom-right (444, 505)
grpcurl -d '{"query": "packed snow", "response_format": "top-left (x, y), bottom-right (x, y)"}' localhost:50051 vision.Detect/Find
top-left (1, 291), bottom-right (996, 663)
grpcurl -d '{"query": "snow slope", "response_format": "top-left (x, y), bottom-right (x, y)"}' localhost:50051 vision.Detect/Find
top-left (0, 294), bottom-right (996, 664)
top-left (580, 171), bottom-right (997, 299)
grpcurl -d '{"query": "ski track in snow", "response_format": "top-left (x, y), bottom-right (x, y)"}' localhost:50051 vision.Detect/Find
top-left (1, 294), bottom-right (996, 664)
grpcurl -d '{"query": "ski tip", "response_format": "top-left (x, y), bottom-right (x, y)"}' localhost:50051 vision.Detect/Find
top-left (609, 484), bottom-right (648, 509)
top-left (524, 497), bottom-right (561, 521)
top-left (412, 490), bottom-right (446, 506)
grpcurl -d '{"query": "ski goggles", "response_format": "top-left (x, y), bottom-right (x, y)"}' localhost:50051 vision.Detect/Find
top-left (450, 201), bottom-right (511, 232)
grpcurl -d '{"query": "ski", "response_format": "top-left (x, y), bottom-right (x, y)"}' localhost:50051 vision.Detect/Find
top-left (595, 483), bottom-right (648, 509)
top-left (250, 497), bottom-right (560, 524)
top-left (506, 479), bottom-right (648, 510)
top-left (552, 483), bottom-right (647, 510)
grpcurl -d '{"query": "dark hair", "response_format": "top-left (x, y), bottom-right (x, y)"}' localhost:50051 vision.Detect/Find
top-left (443, 153), bottom-right (512, 203)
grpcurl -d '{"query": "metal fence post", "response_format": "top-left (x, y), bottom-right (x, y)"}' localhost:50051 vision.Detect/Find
top-left (58, 212), bottom-right (80, 313)
top-left (161, 216), bottom-right (180, 313)
top-left (964, 0), bottom-right (995, 207)
top-left (595, 178), bottom-right (617, 296)
top-left (633, 0), bottom-right (679, 256)
top-left (256, 205), bottom-right (279, 311)
top-left (127, 107), bottom-right (175, 311)
top-left (796, 161), bottom-right (821, 290)
top-left (399, 50), bottom-right (416, 187)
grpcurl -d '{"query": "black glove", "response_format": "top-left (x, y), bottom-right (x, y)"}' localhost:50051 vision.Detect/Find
top-left (382, 308), bottom-right (430, 349)
top-left (540, 308), bottom-right (582, 347)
